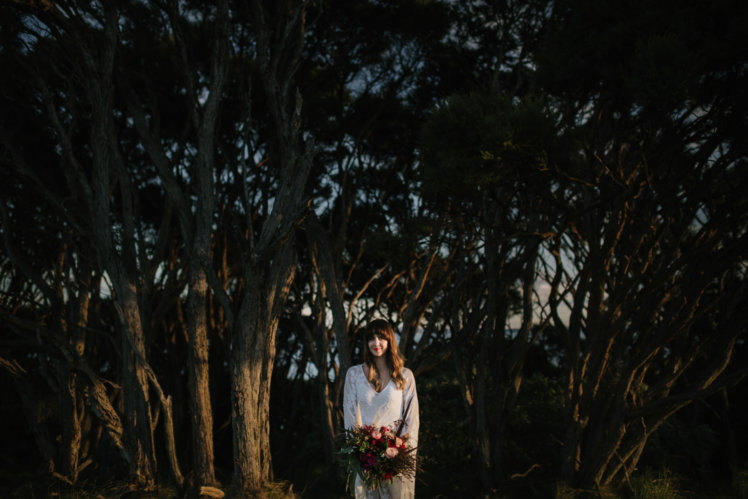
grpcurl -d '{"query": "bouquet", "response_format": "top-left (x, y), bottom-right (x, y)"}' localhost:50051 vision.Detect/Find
top-left (339, 421), bottom-right (417, 491)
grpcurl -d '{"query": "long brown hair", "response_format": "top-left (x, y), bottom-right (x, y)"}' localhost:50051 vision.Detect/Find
top-left (363, 319), bottom-right (406, 391)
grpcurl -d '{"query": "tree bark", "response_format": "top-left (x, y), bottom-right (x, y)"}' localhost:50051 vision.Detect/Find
top-left (116, 282), bottom-right (158, 490)
top-left (230, 250), bottom-right (295, 495)
top-left (187, 268), bottom-right (217, 488)
top-left (227, 1), bottom-right (312, 494)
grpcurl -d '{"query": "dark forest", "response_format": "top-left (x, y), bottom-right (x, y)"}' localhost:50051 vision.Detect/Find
top-left (1, 1), bottom-right (747, 498)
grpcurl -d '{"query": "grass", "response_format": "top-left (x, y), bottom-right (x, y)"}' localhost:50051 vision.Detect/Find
top-left (555, 482), bottom-right (619, 499)
top-left (0, 477), bottom-right (299, 499)
top-left (733, 470), bottom-right (748, 499)
top-left (629, 469), bottom-right (681, 499)
top-left (2, 468), bottom-right (745, 498)
top-left (553, 468), bottom-right (748, 499)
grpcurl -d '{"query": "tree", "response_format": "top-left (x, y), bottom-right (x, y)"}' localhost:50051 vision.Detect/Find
top-left (277, 0), bottom-right (465, 485)
top-left (414, 1), bottom-right (559, 493)
top-left (204, 2), bottom-right (315, 494)
top-left (2, 0), bottom-right (746, 496)
top-left (120, 0), bottom-right (232, 490)
top-left (1, 0), bottom-right (317, 494)
top-left (419, 89), bottom-right (565, 494)
top-left (0, 1), bottom-right (185, 490)
top-left (534, 0), bottom-right (748, 487)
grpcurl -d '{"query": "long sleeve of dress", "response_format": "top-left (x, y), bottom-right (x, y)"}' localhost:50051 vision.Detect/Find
top-left (400, 368), bottom-right (419, 451)
top-left (343, 365), bottom-right (360, 431)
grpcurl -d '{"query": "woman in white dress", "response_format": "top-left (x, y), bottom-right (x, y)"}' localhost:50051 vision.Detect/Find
top-left (343, 319), bottom-right (419, 499)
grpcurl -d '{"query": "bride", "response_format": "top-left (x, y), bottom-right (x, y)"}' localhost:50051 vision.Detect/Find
top-left (343, 319), bottom-right (420, 498)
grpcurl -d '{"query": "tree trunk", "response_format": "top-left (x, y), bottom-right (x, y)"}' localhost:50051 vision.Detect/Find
top-left (721, 389), bottom-right (740, 484)
top-left (474, 326), bottom-right (493, 495)
top-left (224, 1), bottom-right (310, 494)
top-left (60, 366), bottom-right (83, 481)
top-left (62, 269), bottom-right (94, 482)
top-left (187, 267), bottom-right (217, 489)
top-left (117, 281), bottom-right (158, 490)
top-left (85, 373), bottom-right (129, 466)
top-left (229, 255), bottom-right (294, 495)
top-left (303, 213), bottom-right (351, 471)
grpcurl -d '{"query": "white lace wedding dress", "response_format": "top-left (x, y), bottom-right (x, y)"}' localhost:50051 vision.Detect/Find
top-left (343, 364), bottom-right (419, 499)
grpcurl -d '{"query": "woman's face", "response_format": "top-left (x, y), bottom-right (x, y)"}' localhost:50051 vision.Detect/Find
top-left (368, 334), bottom-right (388, 357)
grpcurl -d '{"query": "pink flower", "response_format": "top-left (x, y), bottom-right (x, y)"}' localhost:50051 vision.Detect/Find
top-left (385, 447), bottom-right (399, 459)
top-left (371, 430), bottom-right (382, 440)
top-left (395, 437), bottom-right (403, 447)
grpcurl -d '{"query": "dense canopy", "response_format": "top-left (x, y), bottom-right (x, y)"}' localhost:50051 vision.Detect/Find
top-left (1, 1), bottom-right (746, 497)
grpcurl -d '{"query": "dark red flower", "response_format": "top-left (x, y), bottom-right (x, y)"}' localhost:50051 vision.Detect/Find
top-left (360, 453), bottom-right (377, 469)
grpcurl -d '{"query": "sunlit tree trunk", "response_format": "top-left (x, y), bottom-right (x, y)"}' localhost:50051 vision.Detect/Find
top-left (186, 267), bottom-right (216, 489)
top-left (230, 250), bottom-right (295, 495)
top-left (227, 1), bottom-right (313, 494)
top-left (179, 0), bottom-right (230, 487)
top-left (84, 8), bottom-right (159, 485)
top-left (59, 265), bottom-right (93, 483)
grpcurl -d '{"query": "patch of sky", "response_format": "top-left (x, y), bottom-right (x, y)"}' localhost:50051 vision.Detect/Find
top-left (177, 2), bottom-right (207, 25)
top-left (0, 275), bottom-right (47, 309)
top-left (18, 15), bottom-right (51, 53)
top-left (167, 140), bottom-right (182, 157)
top-left (198, 85), bottom-right (210, 107)
top-left (218, 166), bottom-right (235, 186)
top-left (706, 141), bottom-right (731, 170)
top-left (531, 241), bottom-right (576, 326)
top-left (110, 221), bottom-right (124, 254)
top-left (680, 102), bottom-right (708, 126)
top-left (385, 43), bottom-right (425, 101)
top-left (346, 67), bottom-right (385, 100)
top-left (77, 4), bottom-right (106, 31)
top-left (285, 351), bottom-right (319, 381)
top-left (176, 154), bottom-right (196, 184)
top-left (573, 95), bottom-right (599, 127)
top-left (99, 271), bottom-right (113, 299)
